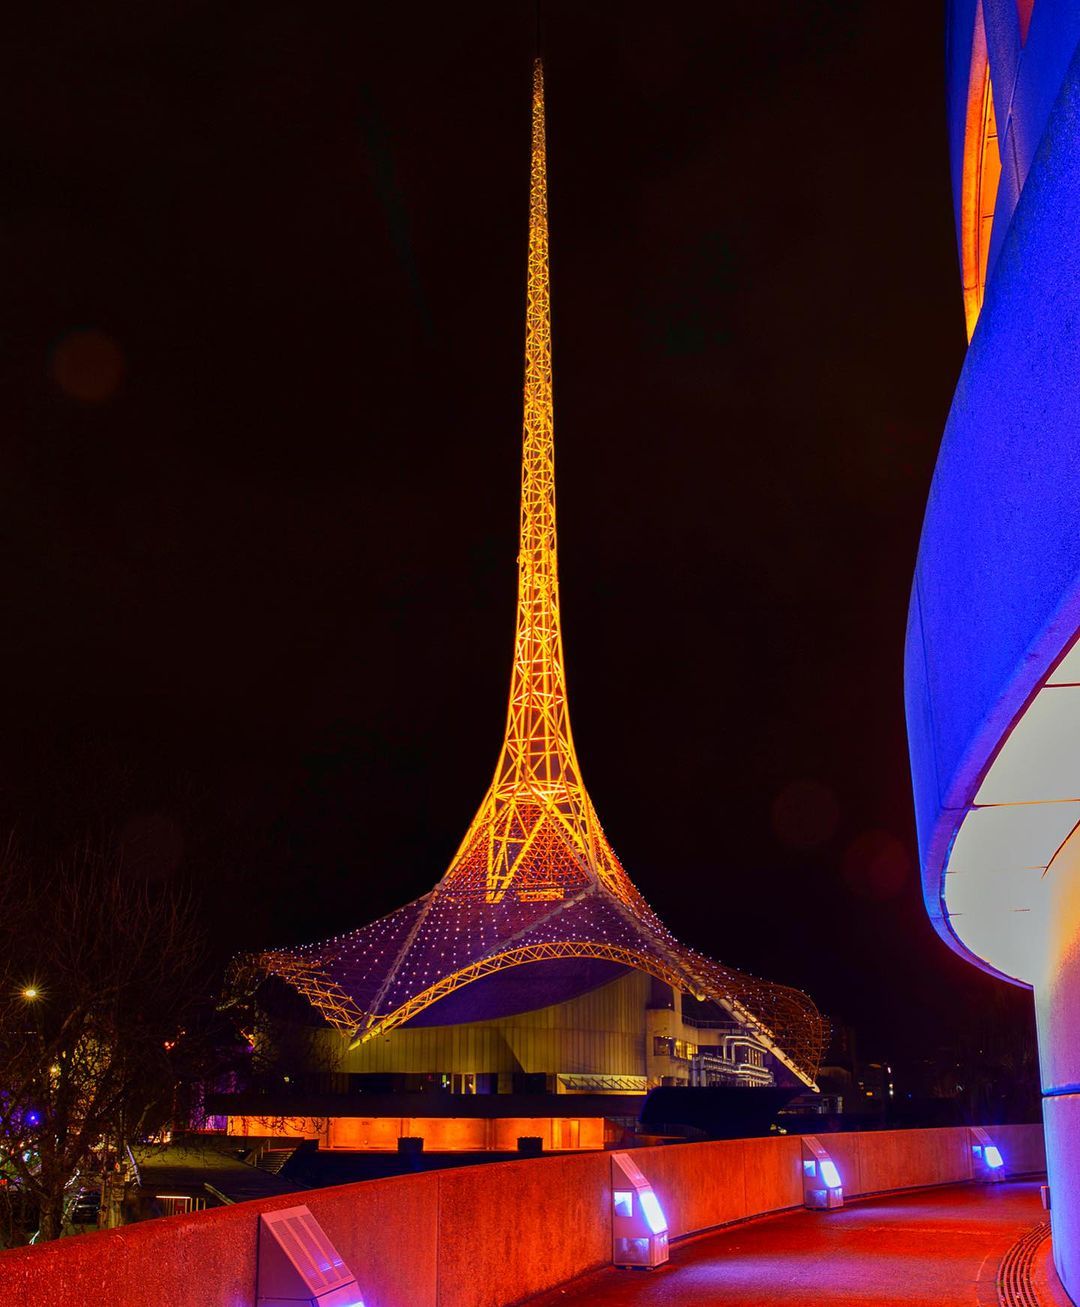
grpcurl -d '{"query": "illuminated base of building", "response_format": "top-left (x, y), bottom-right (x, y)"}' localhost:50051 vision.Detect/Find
top-left (225, 1113), bottom-right (606, 1152)
top-left (293, 968), bottom-right (779, 1093)
top-left (217, 969), bottom-right (784, 1153)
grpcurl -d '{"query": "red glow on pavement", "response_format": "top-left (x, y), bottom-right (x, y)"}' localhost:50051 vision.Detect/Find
top-left (530, 1182), bottom-right (1048, 1306)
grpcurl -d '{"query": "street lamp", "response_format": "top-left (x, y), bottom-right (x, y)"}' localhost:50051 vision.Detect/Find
top-left (20, 987), bottom-right (39, 1002)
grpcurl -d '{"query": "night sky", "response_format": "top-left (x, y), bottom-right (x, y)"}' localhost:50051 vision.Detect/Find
top-left (0, 2), bottom-right (1037, 1072)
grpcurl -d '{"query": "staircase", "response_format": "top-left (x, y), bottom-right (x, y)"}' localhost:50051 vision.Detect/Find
top-left (249, 1145), bottom-right (297, 1176)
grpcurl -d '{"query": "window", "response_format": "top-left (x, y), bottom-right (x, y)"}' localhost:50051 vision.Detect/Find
top-left (653, 1036), bottom-right (674, 1057)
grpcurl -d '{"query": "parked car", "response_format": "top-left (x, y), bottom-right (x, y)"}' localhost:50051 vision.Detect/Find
top-left (69, 1190), bottom-right (100, 1229)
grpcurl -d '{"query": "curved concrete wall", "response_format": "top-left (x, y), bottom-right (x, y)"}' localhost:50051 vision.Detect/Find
top-left (909, 8), bottom-right (1080, 1300)
top-left (0, 1125), bottom-right (1044, 1307)
top-left (909, 12), bottom-right (1080, 968)
top-left (945, 0), bottom-right (1080, 283)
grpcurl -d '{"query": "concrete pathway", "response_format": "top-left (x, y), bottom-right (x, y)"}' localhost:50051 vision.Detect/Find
top-left (531, 1181), bottom-right (1050, 1306)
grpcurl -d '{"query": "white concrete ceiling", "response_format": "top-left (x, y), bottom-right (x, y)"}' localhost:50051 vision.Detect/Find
top-left (943, 647), bottom-right (1080, 983)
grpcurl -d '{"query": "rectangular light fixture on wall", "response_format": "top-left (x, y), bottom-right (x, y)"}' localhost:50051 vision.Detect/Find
top-left (970, 1126), bottom-right (1006, 1183)
top-left (801, 1136), bottom-right (844, 1210)
top-left (611, 1151), bottom-right (669, 1270)
top-left (257, 1205), bottom-right (365, 1307)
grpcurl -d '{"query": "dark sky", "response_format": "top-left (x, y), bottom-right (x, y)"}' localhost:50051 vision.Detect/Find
top-left (0, 2), bottom-right (1037, 1070)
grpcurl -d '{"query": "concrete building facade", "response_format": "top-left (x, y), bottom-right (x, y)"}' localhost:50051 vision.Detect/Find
top-left (907, 2), bottom-right (1080, 1299)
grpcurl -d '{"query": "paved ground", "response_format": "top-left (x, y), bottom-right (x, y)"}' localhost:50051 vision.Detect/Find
top-left (530, 1181), bottom-right (1048, 1306)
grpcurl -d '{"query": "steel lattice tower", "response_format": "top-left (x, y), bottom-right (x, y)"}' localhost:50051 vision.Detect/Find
top-left (253, 60), bottom-right (826, 1087)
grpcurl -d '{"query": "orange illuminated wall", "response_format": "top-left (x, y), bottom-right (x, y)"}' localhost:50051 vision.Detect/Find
top-left (328, 1117), bottom-right (403, 1150)
top-left (961, 13), bottom-right (1002, 340)
top-left (227, 1114), bottom-right (603, 1152)
top-left (226, 1115), bottom-right (329, 1143)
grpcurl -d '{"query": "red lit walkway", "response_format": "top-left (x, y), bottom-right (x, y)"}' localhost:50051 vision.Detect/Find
top-left (531, 1181), bottom-right (1057, 1306)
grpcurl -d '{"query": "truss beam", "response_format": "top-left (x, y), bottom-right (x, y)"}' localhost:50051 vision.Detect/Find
top-left (248, 58), bottom-right (827, 1091)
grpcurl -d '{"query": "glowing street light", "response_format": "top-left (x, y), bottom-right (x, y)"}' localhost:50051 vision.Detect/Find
top-left (20, 987), bottom-right (39, 1002)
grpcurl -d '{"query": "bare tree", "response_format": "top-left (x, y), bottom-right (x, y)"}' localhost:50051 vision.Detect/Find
top-left (0, 838), bottom-right (205, 1243)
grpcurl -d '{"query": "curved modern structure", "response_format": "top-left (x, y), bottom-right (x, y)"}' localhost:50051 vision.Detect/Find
top-left (250, 60), bottom-right (826, 1099)
top-left (907, 3), bottom-right (1080, 1298)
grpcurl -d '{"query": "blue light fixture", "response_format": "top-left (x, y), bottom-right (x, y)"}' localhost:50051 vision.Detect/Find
top-left (256, 1205), bottom-right (365, 1307)
top-left (970, 1127), bottom-right (1006, 1182)
top-left (611, 1152), bottom-right (670, 1269)
top-left (819, 1160), bottom-right (842, 1189)
top-left (801, 1136), bottom-right (844, 1210)
top-left (638, 1189), bottom-right (668, 1236)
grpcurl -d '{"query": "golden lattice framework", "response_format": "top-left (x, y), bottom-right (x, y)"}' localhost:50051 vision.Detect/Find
top-left (253, 60), bottom-right (827, 1087)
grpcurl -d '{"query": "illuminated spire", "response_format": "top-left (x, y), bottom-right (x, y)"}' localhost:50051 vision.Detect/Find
top-left (477, 58), bottom-right (607, 903)
top-left (426, 58), bottom-right (644, 910)
top-left (252, 59), bottom-right (827, 1089)
top-left (503, 57), bottom-right (567, 798)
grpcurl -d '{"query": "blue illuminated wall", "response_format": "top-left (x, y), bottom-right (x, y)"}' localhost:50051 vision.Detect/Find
top-left (907, 5), bottom-right (1080, 965)
top-left (908, 6), bottom-right (1080, 1301)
